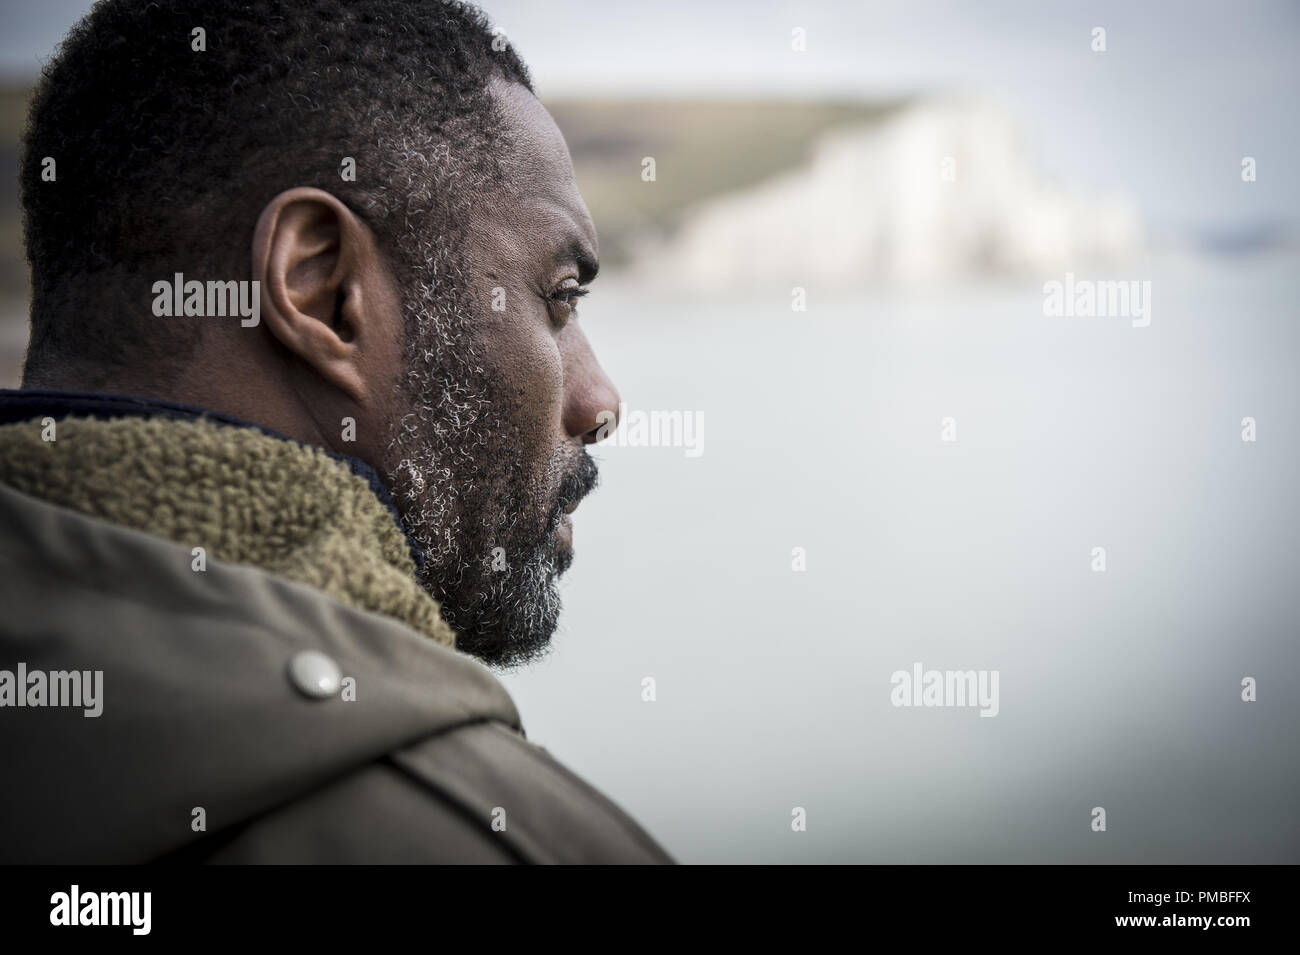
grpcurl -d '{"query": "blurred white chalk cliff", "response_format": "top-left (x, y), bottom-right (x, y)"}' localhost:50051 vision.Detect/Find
top-left (630, 98), bottom-right (1146, 288)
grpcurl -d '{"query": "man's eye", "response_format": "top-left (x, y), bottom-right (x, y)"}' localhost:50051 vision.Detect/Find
top-left (547, 282), bottom-right (589, 316)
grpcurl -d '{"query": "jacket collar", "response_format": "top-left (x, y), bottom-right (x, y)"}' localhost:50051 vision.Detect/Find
top-left (0, 388), bottom-right (425, 575)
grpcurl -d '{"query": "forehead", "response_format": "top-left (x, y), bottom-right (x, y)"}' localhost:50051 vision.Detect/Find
top-left (475, 78), bottom-right (597, 268)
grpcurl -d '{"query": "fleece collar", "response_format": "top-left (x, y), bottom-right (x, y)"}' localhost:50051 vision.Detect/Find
top-left (0, 394), bottom-right (454, 648)
top-left (0, 388), bottom-right (425, 573)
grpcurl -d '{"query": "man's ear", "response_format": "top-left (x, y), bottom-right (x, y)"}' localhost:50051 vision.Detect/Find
top-left (251, 186), bottom-right (398, 403)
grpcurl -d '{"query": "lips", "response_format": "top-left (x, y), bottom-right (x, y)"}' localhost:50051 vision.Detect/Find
top-left (556, 491), bottom-right (583, 549)
top-left (550, 493), bottom-right (579, 552)
top-left (556, 510), bottom-right (574, 550)
top-left (551, 451), bottom-right (599, 552)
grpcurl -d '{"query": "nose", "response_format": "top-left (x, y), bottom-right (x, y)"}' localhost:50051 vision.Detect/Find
top-left (562, 327), bottom-right (621, 445)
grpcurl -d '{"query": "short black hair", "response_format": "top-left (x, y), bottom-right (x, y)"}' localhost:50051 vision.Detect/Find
top-left (20, 0), bottom-right (532, 387)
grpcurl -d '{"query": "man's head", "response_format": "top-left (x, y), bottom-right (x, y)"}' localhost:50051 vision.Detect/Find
top-left (20, 0), bottom-right (621, 667)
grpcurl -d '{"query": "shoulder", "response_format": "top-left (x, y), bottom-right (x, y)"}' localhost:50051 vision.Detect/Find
top-left (196, 720), bottom-right (675, 864)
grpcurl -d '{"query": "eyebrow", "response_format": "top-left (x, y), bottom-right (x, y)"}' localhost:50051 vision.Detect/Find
top-left (558, 237), bottom-right (599, 285)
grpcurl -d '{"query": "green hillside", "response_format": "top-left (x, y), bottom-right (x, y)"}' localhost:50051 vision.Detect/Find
top-left (548, 98), bottom-right (904, 263)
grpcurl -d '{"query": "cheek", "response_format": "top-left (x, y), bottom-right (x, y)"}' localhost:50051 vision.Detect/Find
top-left (482, 304), bottom-right (566, 454)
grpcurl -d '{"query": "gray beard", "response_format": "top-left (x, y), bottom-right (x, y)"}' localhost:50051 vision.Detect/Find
top-left (379, 253), bottom-right (587, 669)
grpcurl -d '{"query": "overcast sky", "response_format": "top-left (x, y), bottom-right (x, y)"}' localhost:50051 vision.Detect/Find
top-left (3, 0), bottom-right (1297, 235)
